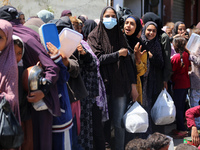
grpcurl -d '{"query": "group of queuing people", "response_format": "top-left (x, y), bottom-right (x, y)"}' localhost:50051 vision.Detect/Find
top-left (0, 4), bottom-right (200, 150)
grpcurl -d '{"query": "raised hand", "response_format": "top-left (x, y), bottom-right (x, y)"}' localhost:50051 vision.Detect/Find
top-left (46, 42), bottom-right (59, 57)
top-left (134, 42), bottom-right (146, 64)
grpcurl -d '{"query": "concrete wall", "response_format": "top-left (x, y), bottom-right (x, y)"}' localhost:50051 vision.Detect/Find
top-left (2, 0), bottom-right (108, 20)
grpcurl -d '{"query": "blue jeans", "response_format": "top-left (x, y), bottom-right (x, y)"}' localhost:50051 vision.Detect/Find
top-left (105, 95), bottom-right (128, 150)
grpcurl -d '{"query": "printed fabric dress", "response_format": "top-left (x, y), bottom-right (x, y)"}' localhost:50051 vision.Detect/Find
top-left (77, 40), bottom-right (99, 149)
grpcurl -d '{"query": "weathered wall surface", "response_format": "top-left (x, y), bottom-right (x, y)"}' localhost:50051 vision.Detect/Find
top-left (1, 0), bottom-right (107, 20)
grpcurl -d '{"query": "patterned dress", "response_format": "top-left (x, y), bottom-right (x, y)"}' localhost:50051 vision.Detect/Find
top-left (78, 40), bottom-right (98, 149)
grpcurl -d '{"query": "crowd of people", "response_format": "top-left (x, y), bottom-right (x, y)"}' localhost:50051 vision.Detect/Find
top-left (0, 4), bottom-right (200, 150)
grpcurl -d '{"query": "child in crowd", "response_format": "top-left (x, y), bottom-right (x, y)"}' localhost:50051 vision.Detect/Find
top-left (54, 16), bottom-right (87, 150)
top-left (171, 36), bottom-right (191, 137)
top-left (13, 35), bottom-right (24, 64)
top-left (147, 132), bottom-right (170, 150)
top-left (175, 143), bottom-right (198, 150)
top-left (13, 35), bottom-right (33, 150)
top-left (125, 138), bottom-right (150, 150)
top-left (46, 42), bottom-right (73, 150)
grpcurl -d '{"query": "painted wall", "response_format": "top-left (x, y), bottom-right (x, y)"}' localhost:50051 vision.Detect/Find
top-left (1, 0), bottom-right (107, 20)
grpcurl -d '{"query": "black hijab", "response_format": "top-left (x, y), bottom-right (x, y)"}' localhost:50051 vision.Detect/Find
top-left (142, 12), bottom-right (163, 36)
top-left (88, 6), bottom-right (128, 56)
top-left (82, 19), bottom-right (97, 40)
top-left (141, 21), bottom-right (163, 68)
top-left (0, 5), bottom-right (18, 21)
top-left (51, 16), bottom-right (74, 33)
top-left (123, 15), bottom-right (147, 53)
top-left (88, 6), bottom-right (135, 97)
top-left (141, 21), bottom-right (158, 48)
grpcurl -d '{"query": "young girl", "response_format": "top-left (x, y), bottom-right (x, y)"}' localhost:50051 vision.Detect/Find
top-left (13, 35), bottom-right (33, 150)
top-left (46, 42), bottom-right (73, 150)
top-left (171, 36), bottom-right (191, 137)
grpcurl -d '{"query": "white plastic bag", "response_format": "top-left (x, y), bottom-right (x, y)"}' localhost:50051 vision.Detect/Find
top-left (151, 88), bottom-right (176, 125)
top-left (123, 101), bottom-right (149, 133)
top-left (166, 135), bottom-right (174, 150)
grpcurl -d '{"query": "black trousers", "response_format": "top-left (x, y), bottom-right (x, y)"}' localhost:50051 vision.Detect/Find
top-left (92, 103), bottom-right (105, 150)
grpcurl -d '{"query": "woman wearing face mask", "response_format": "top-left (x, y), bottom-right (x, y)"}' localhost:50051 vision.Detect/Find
top-left (88, 6), bottom-right (138, 150)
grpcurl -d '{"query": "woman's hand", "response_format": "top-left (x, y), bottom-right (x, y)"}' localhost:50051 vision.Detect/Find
top-left (163, 81), bottom-right (168, 90)
top-left (27, 90), bottom-right (45, 103)
top-left (173, 32), bottom-right (189, 40)
top-left (77, 44), bottom-right (86, 55)
top-left (46, 42), bottom-right (59, 57)
top-left (130, 84), bottom-right (138, 102)
top-left (119, 48), bottom-right (128, 57)
top-left (61, 54), bottom-right (69, 67)
top-left (191, 126), bottom-right (200, 146)
top-left (134, 42), bottom-right (146, 64)
top-left (148, 51), bottom-right (153, 58)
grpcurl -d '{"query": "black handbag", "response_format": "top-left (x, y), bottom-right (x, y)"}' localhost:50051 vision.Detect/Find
top-left (0, 96), bottom-right (24, 149)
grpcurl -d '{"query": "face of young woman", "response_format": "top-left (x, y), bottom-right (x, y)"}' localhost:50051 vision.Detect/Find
top-left (0, 29), bottom-right (7, 52)
top-left (177, 24), bottom-right (186, 34)
top-left (103, 8), bottom-right (117, 19)
top-left (124, 17), bottom-right (136, 36)
top-left (145, 24), bottom-right (157, 40)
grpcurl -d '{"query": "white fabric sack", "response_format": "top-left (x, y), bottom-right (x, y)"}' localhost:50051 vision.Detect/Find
top-left (151, 88), bottom-right (176, 125)
top-left (123, 101), bottom-right (149, 133)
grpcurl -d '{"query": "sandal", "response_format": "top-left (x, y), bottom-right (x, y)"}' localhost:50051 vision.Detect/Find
top-left (172, 131), bottom-right (188, 139)
top-left (177, 131), bottom-right (188, 136)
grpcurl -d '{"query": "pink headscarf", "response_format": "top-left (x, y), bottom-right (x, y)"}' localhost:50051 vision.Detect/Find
top-left (0, 19), bottom-right (20, 121)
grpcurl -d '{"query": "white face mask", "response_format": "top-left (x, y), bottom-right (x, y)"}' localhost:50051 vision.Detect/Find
top-left (103, 17), bottom-right (117, 29)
